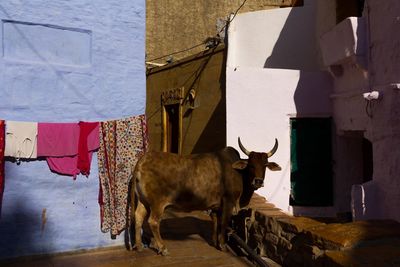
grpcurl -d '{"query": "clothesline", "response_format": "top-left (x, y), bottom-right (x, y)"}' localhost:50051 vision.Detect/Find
top-left (4, 120), bottom-right (99, 178)
top-left (0, 114), bottom-right (149, 237)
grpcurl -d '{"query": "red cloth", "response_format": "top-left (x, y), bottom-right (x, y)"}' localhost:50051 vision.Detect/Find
top-left (78, 122), bottom-right (99, 176)
top-left (38, 122), bottom-right (99, 179)
top-left (0, 120), bottom-right (5, 217)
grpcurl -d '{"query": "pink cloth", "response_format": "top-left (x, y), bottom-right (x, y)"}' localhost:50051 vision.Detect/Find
top-left (38, 123), bottom-right (99, 156)
top-left (37, 122), bottom-right (99, 178)
top-left (46, 153), bottom-right (95, 177)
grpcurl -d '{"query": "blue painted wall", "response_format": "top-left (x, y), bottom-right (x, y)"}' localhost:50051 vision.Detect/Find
top-left (0, 0), bottom-right (145, 258)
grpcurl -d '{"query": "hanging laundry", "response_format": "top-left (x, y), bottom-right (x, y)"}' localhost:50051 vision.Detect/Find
top-left (4, 121), bottom-right (38, 160)
top-left (37, 122), bottom-right (99, 178)
top-left (98, 114), bottom-right (148, 236)
top-left (37, 123), bottom-right (79, 157)
top-left (0, 120), bottom-right (5, 217)
top-left (78, 122), bottom-right (99, 176)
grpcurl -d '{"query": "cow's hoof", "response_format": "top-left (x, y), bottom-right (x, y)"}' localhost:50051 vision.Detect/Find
top-left (159, 247), bottom-right (169, 256)
top-left (212, 237), bottom-right (218, 248)
top-left (215, 241), bottom-right (227, 251)
top-left (218, 244), bottom-right (228, 252)
top-left (135, 244), bottom-right (144, 252)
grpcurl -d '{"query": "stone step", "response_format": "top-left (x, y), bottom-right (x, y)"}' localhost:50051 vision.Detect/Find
top-left (324, 238), bottom-right (400, 267)
top-left (234, 194), bottom-right (400, 267)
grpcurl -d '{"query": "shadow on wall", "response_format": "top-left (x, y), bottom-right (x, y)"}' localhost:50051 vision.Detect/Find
top-left (0, 200), bottom-right (53, 259)
top-left (261, 1), bottom-right (334, 213)
top-left (264, 3), bottom-right (319, 71)
top-left (189, 48), bottom-right (227, 154)
top-left (191, 99), bottom-right (226, 154)
top-left (262, 1), bottom-right (331, 115)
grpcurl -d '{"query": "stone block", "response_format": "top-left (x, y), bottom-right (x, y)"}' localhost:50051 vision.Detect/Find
top-left (264, 217), bottom-right (283, 236)
top-left (237, 197), bottom-right (400, 267)
top-left (264, 241), bottom-right (280, 264)
top-left (277, 237), bottom-right (292, 251)
top-left (285, 244), bottom-right (325, 267)
top-left (307, 219), bottom-right (400, 249)
top-left (264, 233), bottom-right (280, 246)
top-left (324, 238), bottom-right (400, 267)
top-left (280, 230), bottom-right (296, 241)
top-left (277, 216), bottom-right (324, 234)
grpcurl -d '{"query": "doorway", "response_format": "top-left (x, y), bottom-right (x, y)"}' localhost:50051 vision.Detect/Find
top-left (161, 87), bottom-right (184, 154)
top-left (164, 104), bottom-right (180, 153)
top-left (290, 118), bottom-right (333, 206)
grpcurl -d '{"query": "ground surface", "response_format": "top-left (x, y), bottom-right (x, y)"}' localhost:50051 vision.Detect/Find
top-left (0, 210), bottom-right (255, 267)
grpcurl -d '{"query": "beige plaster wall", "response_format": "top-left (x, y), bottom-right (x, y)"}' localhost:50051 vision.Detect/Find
top-left (146, 0), bottom-right (302, 64)
top-left (146, 46), bottom-right (227, 155)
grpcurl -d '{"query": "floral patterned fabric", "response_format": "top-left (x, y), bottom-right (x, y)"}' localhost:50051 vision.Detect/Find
top-left (0, 121), bottom-right (5, 217)
top-left (97, 115), bottom-right (148, 236)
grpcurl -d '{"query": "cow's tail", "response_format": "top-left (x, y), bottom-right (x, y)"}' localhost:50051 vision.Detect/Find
top-left (125, 165), bottom-right (137, 250)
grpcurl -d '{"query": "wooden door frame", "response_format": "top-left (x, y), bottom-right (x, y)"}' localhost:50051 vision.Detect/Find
top-left (161, 87), bottom-right (184, 154)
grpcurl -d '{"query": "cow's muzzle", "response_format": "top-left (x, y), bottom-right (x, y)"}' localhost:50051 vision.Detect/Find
top-left (252, 178), bottom-right (264, 189)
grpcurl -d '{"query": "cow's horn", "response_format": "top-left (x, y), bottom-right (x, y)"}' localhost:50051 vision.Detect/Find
top-left (266, 138), bottom-right (279, 158)
top-left (238, 137), bottom-right (251, 156)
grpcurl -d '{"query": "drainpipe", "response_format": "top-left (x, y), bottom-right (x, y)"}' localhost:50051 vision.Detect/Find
top-left (227, 228), bottom-right (271, 267)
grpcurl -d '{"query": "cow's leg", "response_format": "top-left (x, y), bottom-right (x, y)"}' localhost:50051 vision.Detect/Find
top-left (218, 201), bottom-right (234, 251)
top-left (134, 201), bottom-right (147, 251)
top-left (210, 210), bottom-right (219, 248)
top-left (148, 207), bottom-right (168, 256)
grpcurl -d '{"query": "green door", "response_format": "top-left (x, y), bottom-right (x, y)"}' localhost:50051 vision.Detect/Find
top-left (290, 118), bottom-right (333, 206)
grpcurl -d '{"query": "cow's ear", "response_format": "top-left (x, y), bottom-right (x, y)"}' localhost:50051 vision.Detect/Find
top-left (267, 162), bottom-right (281, 171)
top-left (232, 160), bottom-right (248, 170)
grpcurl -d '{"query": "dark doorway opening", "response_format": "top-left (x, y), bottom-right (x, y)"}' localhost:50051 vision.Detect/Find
top-left (290, 118), bottom-right (333, 206)
top-left (362, 137), bottom-right (373, 182)
top-left (165, 104), bottom-right (180, 153)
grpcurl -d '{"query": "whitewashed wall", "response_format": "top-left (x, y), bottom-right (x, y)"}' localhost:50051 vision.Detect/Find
top-left (226, 67), bottom-right (331, 212)
top-left (226, 0), bottom-right (333, 213)
top-left (227, 0), bottom-right (320, 71)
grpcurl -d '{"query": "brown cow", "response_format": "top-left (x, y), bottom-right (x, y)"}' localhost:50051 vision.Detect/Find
top-left (129, 138), bottom-right (281, 255)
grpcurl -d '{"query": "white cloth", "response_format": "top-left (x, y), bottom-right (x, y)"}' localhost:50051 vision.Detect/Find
top-left (4, 121), bottom-right (38, 159)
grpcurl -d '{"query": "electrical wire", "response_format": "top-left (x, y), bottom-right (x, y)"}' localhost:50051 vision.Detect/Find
top-left (147, 42), bottom-right (205, 62)
top-left (147, 0), bottom-right (249, 63)
top-left (218, 0), bottom-right (248, 35)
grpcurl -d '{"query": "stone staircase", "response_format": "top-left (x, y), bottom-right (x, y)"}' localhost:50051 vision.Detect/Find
top-left (232, 194), bottom-right (400, 267)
